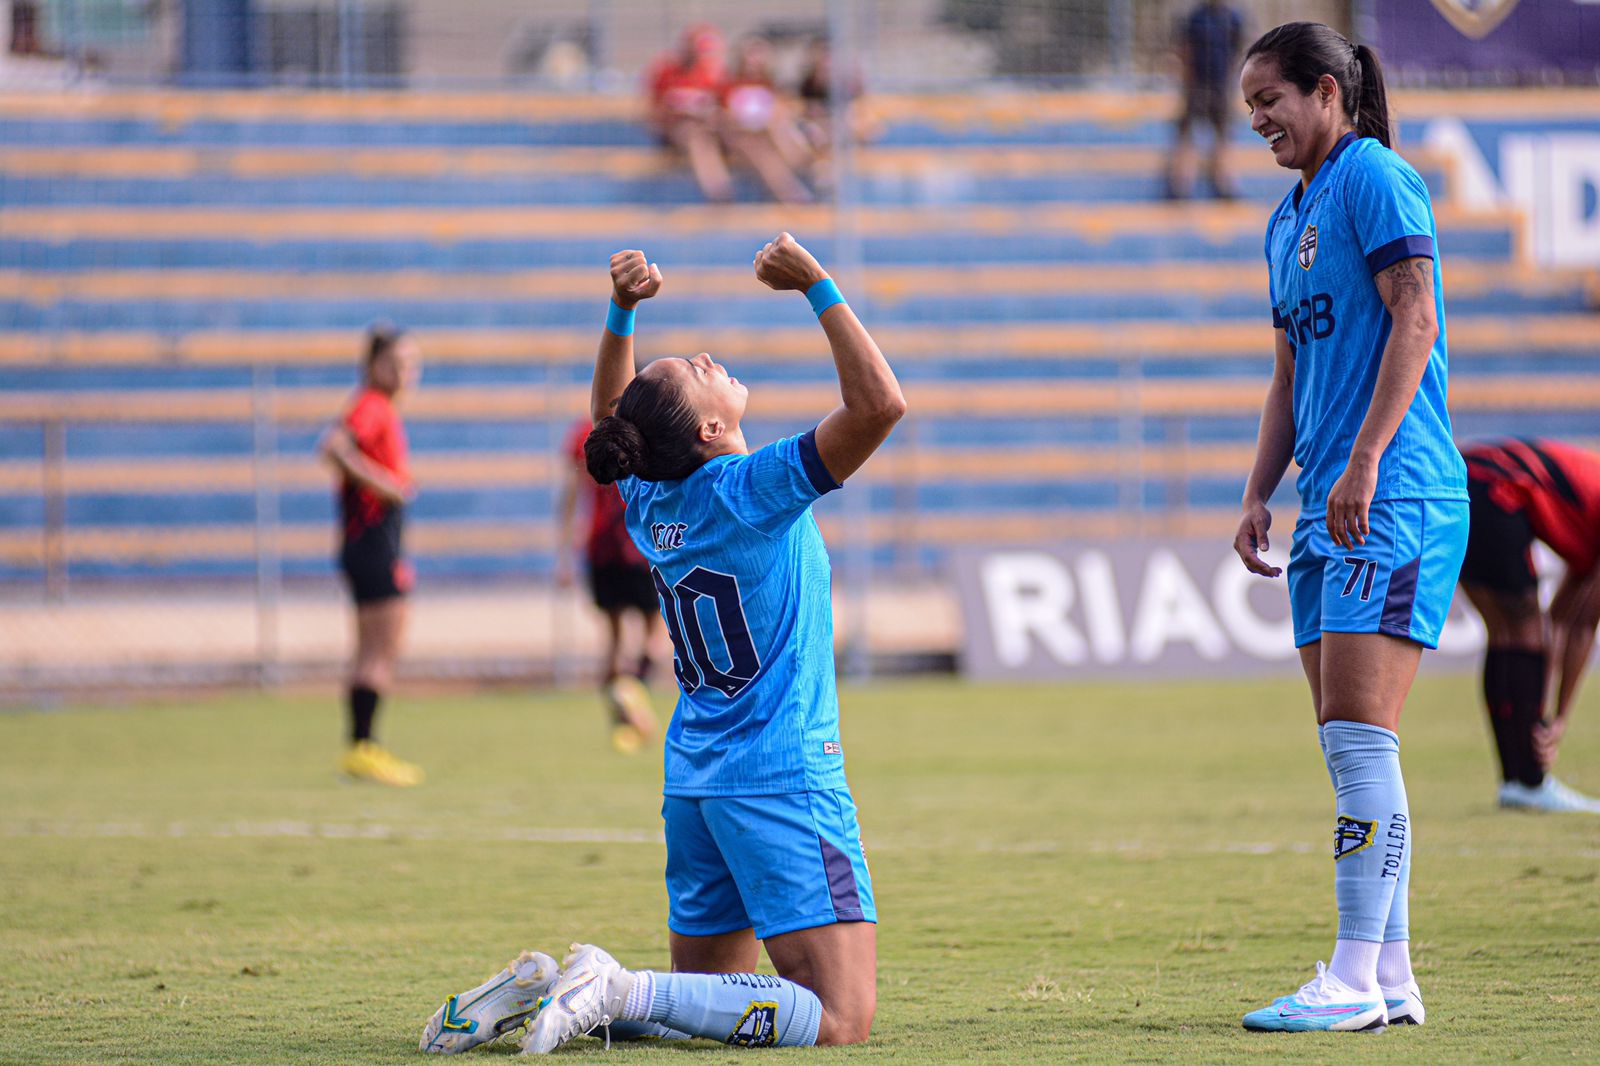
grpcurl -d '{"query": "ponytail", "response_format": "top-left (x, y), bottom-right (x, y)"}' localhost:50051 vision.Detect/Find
top-left (1246, 23), bottom-right (1392, 148)
top-left (584, 370), bottom-right (705, 483)
top-left (1352, 44), bottom-right (1391, 149)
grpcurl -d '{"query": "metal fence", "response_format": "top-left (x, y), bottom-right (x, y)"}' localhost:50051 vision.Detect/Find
top-left (5, 0), bottom-right (1364, 90)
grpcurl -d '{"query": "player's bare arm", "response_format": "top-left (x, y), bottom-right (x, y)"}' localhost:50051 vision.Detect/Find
top-left (1539, 563), bottom-right (1600, 766)
top-left (591, 249), bottom-right (663, 425)
top-left (1235, 327), bottom-right (1295, 578)
top-left (754, 232), bottom-right (905, 483)
top-left (1324, 255), bottom-right (1438, 549)
top-left (318, 426), bottom-right (408, 505)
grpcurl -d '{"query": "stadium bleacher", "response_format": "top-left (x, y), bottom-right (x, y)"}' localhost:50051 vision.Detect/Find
top-left (2, 88), bottom-right (1596, 588)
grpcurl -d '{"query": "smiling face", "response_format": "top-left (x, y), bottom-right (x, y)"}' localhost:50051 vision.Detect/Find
top-left (639, 351), bottom-right (749, 448)
top-left (1240, 53), bottom-right (1347, 181)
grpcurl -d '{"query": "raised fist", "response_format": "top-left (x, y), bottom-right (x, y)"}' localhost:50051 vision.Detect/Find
top-left (753, 232), bottom-right (827, 292)
top-left (610, 249), bottom-right (663, 308)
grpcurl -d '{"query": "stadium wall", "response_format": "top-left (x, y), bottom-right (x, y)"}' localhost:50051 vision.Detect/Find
top-left (0, 76), bottom-right (1595, 696)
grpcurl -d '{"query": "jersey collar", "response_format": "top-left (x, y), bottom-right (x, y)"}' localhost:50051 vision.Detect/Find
top-left (1292, 131), bottom-right (1360, 213)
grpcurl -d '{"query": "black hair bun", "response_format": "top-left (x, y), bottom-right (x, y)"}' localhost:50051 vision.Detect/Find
top-left (585, 416), bottom-right (648, 484)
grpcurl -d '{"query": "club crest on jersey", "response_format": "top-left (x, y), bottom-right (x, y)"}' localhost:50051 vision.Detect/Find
top-left (727, 1002), bottom-right (779, 1047)
top-left (1334, 815), bottom-right (1377, 861)
top-left (1428, 0), bottom-right (1520, 40)
top-left (1297, 224), bottom-right (1318, 270)
top-left (651, 522), bottom-right (687, 551)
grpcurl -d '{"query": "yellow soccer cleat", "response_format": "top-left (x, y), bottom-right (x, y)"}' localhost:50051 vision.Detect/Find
top-left (610, 722), bottom-right (645, 755)
top-left (604, 675), bottom-right (658, 743)
top-left (340, 740), bottom-right (425, 786)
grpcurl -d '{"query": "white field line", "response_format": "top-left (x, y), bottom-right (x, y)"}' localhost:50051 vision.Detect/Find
top-left (5, 820), bottom-right (1598, 860)
top-left (1, 820), bottom-right (665, 845)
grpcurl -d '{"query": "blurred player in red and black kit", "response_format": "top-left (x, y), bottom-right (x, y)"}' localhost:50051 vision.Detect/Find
top-left (557, 416), bottom-right (664, 753)
top-left (1459, 438), bottom-right (1600, 813)
top-left (318, 324), bottom-right (424, 786)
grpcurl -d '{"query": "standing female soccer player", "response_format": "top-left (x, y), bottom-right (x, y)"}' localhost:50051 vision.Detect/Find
top-left (1459, 437), bottom-right (1600, 814)
top-left (319, 324), bottom-right (424, 787)
top-left (1232, 23), bottom-right (1468, 1032)
top-left (420, 234), bottom-right (902, 1054)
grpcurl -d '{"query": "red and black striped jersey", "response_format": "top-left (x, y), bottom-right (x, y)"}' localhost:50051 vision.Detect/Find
top-left (1462, 438), bottom-right (1600, 573)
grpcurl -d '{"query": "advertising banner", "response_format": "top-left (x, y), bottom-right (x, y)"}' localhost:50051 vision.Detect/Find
top-left (1373, 1), bottom-right (1600, 82)
top-left (1406, 114), bottom-right (1600, 268)
top-left (952, 539), bottom-right (1490, 681)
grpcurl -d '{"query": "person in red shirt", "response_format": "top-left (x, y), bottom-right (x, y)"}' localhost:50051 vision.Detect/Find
top-left (1459, 438), bottom-right (1600, 813)
top-left (558, 416), bottom-right (664, 752)
top-left (318, 324), bottom-right (423, 786)
top-left (647, 25), bottom-right (735, 203)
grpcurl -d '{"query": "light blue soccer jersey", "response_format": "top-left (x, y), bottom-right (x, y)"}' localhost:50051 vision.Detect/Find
top-left (617, 428), bottom-right (846, 798)
top-left (1265, 132), bottom-right (1468, 510)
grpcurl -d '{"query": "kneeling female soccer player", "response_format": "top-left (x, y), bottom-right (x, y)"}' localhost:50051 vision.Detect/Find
top-left (421, 232), bottom-right (903, 1053)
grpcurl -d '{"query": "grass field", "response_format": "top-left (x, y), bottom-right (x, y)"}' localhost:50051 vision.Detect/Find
top-left (3, 674), bottom-right (1598, 1064)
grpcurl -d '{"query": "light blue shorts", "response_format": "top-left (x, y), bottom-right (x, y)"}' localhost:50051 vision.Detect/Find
top-left (1288, 498), bottom-right (1469, 649)
top-left (662, 789), bottom-right (876, 941)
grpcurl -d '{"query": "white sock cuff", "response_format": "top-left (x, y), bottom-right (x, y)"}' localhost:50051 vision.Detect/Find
top-left (1328, 938), bottom-right (1382, 994)
top-left (1376, 940), bottom-right (1413, 988)
top-left (621, 969), bottom-right (655, 1021)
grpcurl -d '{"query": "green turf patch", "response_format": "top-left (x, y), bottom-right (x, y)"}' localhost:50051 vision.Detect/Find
top-left (2, 675), bottom-right (1596, 1063)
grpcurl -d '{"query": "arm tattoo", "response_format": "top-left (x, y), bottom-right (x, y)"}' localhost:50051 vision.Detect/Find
top-left (1378, 258), bottom-right (1433, 330)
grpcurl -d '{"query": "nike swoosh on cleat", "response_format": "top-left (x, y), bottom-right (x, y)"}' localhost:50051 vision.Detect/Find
top-left (1277, 1005), bottom-right (1363, 1018)
top-left (557, 974), bottom-right (597, 1011)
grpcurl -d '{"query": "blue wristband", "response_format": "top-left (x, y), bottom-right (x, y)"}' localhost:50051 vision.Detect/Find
top-left (606, 300), bottom-right (635, 337)
top-left (805, 277), bottom-right (845, 318)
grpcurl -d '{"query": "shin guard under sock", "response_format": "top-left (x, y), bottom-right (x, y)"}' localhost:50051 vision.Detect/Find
top-left (1324, 721), bottom-right (1408, 964)
top-left (348, 684), bottom-right (379, 744)
top-left (1484, 648), bottom-right (1547, 787)
top-left (632, 971), bottom-right (822, 1047)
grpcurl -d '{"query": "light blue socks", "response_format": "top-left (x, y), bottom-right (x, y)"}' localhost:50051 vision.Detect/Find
top-left (624, 970), bottom-right (822, 1047)
top-left (1322, 720), bottom-right (1410, 991)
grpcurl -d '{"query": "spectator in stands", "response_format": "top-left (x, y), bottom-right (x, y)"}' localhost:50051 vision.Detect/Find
top-left (797, 36), bottom-right (835, 138)
top-left (1166, 0), bottom-right (1245, 200)
top-left (795, 35), bottom-right (873, 190)
top-left (720, 35), bottom-right (815, 205)
top-left (318, 324), bottom-right (423, 787)
top-left (1458, 438), bottom-right (1600, 813)
top-left (557, 415), bottom-right (665, 754)
top-left (647, 24), bottom-right (736, 203)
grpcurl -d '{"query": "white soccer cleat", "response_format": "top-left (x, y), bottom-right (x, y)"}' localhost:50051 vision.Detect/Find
top-left (518, 943), bottom-right (631, 1054)
top-left (1499, 777), bottom-right (1600, 813)
top-left (1382, 978), bottom-right (1425, 1026)
top-left (420, 950), bottom-right (560, 1054)
top-left (1242, 961), bottom-right (1387, 1032)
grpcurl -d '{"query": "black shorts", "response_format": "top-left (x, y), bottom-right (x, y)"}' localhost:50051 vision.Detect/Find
top-left (1459, 476), bottom-right (1538, 596)
top-left (588, 562), bottom-right (658, 614)
top-left (340, 531), bottom-right (410, 606)
top-left (1178, 84), bottom-right (1231, 133)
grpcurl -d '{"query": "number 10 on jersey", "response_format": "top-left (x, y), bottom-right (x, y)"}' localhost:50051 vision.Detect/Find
top-left (652, 566), bottom-right (762, 698)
